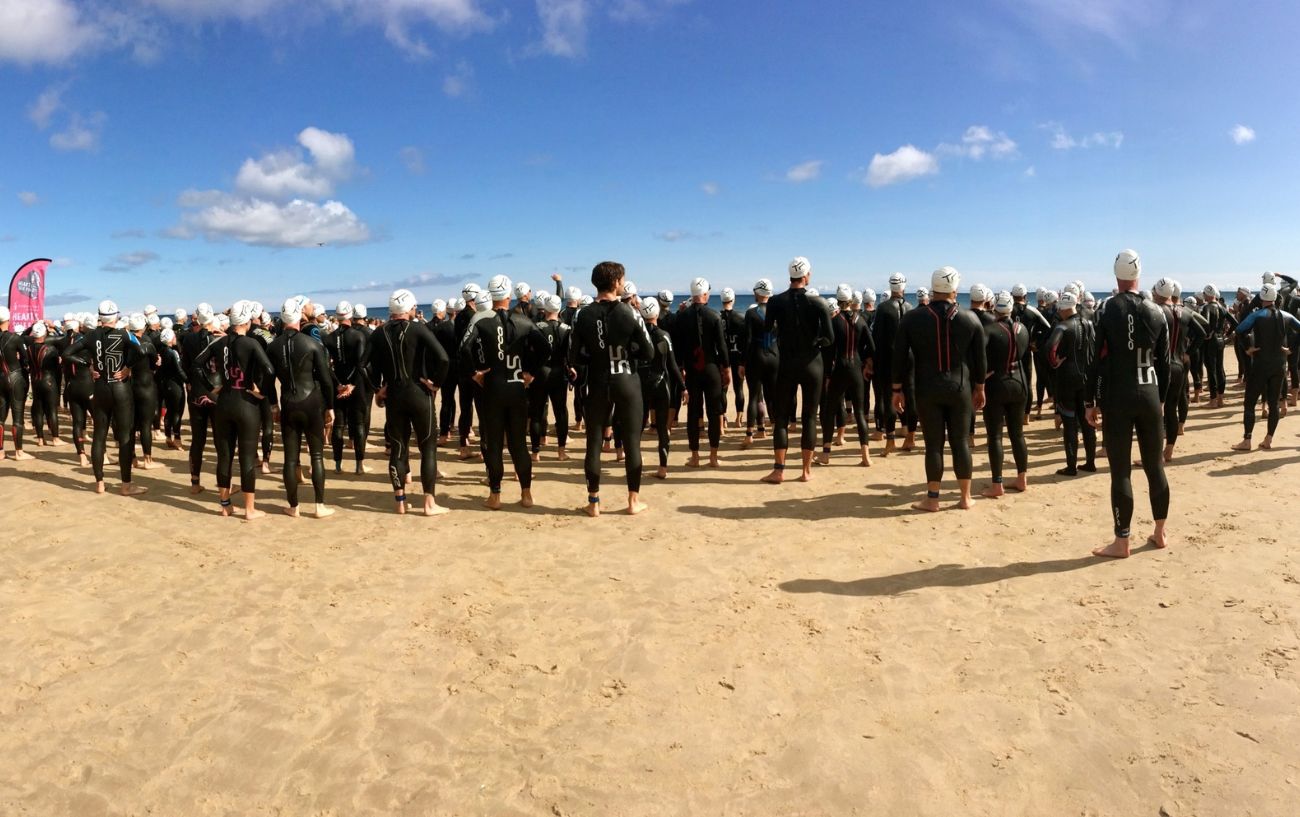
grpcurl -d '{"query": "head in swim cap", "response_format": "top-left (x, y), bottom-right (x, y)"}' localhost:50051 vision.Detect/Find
top-left (160, 328), bottom-right (176, 344)
top-left (128, 313), bottom-right (147, 332)
top-left (640, 299), bottom-right (661, 320)
top-left (1261, 283), bottom-right (1279, 303)
top-left (0, 306), bottom-right (11, 323)
top-left (98, 300), bottom-right (120, 321)
top-left (753, 279), bottom-right (773, 297)
top-left (230, 300), bottom-right (255, 326)
top-left (721, 287), bottom-right (735, 303)
top-left (1263, 271), bottom-right (1278, 285)
top-left (567, 286), bottom-right (582, 303)
top-left (64, 317), bottom-right (80, 332)
top-left (1203, 284), bottom-right (1219, 299)
top-left (1011, 283), bottom-right (1027, 298)
top-left (889, 272), bottom-right (906, 293)
top-left (805, 287), bottom-right (820, 299)
top-left (513, 281), bottom-right (531, 299)
top-left (432, 298), bottom-right (447, 314)
top-left (916, 286), bottom-right (929, 297)
top-left (690, 277), bottom-right (710, 298)
top-left (930, 266), bottom-right (960, 295)
top-left (354, 304), bottom-right (367, 319)
top-left (487, 275), bottom-right (512, 301)
top-left (994, 291), bottom-right (1014, 314)
top-left (335, 300), bottom-right (354, 319)
top-left (622, 281), bottom-right (638, 301)
top-left (1114, 249), bottom-right (1141, 281)
top-left (788, 256), bottom-right (811, 280)
top-left (30, 320), bottom-right (47, 338)
top-left (1153, 277), bottom-right (1177, 299)
top-left (657, 289), bottom-right (673, 305)
top-left (474, 290), bottom-right (492, 311)
top-left (281, 297), bottom-right (303, 324)
top-left (1183, 296), bottom-right (1198, 308)
top-left (580, 295), bottom-right (593, 307)
top-left (862, 288), bottom-right (876, 304)
top-left (390, 288), bottom-right (418, 315)
top-left (969, 283), bottom-right (991, 304)
top-left (835, 283), bottom-right (853, 303)
top-left (1057, 292), bottom-right (1079, 311)
top-left (462, 283), bottom-right (481, 301)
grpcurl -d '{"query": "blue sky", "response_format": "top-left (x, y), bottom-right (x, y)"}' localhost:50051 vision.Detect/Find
top-left (2, 0), bottom-right (1297, 313)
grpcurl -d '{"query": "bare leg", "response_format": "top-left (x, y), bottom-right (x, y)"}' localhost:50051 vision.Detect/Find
top-left (955, 479), bottom-right (973, 510)
top-left (627, 491), bottom-right (647, 515)
top-left (484, 492), bottom-right (503, 510)
top-left (761, 449), bottom-right (787, 483)
top-left (798, 449), bottom-right (814, 481)
top-left (520, 489), bottom-right (534, 508)
top-left (243, 491), bottom-right (265, 520)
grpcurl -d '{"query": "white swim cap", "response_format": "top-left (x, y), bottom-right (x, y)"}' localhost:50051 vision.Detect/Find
top-left (1261, 283), bottom-right (1279, 302)
top-left (806, 287), bottom-right (820, 298)
top-left (690, 277), bottom-right (710, 297)
top-left (390, 288), bottom-right (418, 314)
top-left (1262, 271), bottom-right (1278, 285)
top-left (970, 283), bottom-right (991, 304)
top-left (487, 275), bottom-right (512, 300)
top-left (835, 283), bottom-right (853, 302)
top-left (580, 295), bottom-right (593, 307)
top-left (657, 289), bottom-right (674, 303)
top-left (283, 295), bottom-right (304, 321)
top-left (1183, 296), bottom-right (1198, 308)
top-left (1114, 249), bottom-right (1141, 281)
top-left (229, 300), bottom-right (255, 326)
top-left (128, 312), bottom-right (147, 332)
top-left (753, 279), bottom-right (773, 296)
top-left (888, 272), bottom-right (906, 293)
top-left (1153, 277), bottom-right (1177, 299)
top-left (64, 318), bottom-right (80, 332)
top-left (336, 300), bottom-right (354, 318)
top-left (513, 281), bottom-right (531, 299)
top-left (994, 291), bottom-right (1014, 314)
top-left (1057, 292), bottom-right (1079, 310)
top-left (721, 287), bottom-right (735, 303)
top-left (640, 299), bottom-right (661, 320)
top-left (1083, 292), bottom-right (1096, 305)
top-left (216, 314), bottom-right (230, 330)
top-left (148, 313), bottom-right (161, 327)
top-left (0, 306), bottom-right (9, 322)
top-left (173, 308), bottom-right (188, 324)
top-left (451, 297), bottom-right (466, 311)
top-left (1203, 284), bottom-right (1219, 299)
top-left (862, 288), bottom-right (876, 304)
top-left (1042, 290), bottom-right (1059, 305)
top-left (356, 304), bottom-right (368, 319)
top-left (916, 286), bottom-right (929, 297)
top-left (540, 294), bottom-right (559, 313)
top-left (1011, 283), bottom-right (1027, 298)
top-left (462, 283), bottom-right (481, 300)
top-left (931, 266), bottom-right (960, 294)
top-left (788, 256), bottom-right (811, 280)
top-left (851, 290), bottom-right (862, 305)
top-left (622, 281), bottom-right (638, 300)
top-left (98, 300), bottom-right (120, 320)
top-left (30, 321), bottom-right (47, 338)
top-left (160, 328), bottom-right (176, 344)
top-left (567, 286), bottom-right (582, 303)
top-left (143, 304), bottom-right (157, 316)
top-left (475, 290), bottom-right (492, 310)
top-left (432, 298), bottom-right (447, 314)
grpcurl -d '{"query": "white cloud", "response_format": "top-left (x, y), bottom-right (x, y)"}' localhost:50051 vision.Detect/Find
top-left (1043, 122), bottom-right (1123, 150)
top-left (174, 126), bottom-right (371, 248)
top-left (785, 160), bottom-right (823, 183)
top-left (536, 0), bottom-right (589, 58)
top-left (234, 127), bottom-right (356, 200)
top-left (1230, 124), bottom-right (1256, 145)
top-left (18, 191), bottom-right (41, 206)
top-left (443, 60), bottom-right (473, 97)
top-left (27, 85), bottom-right (65, 129)
top-left (939, 125), bottom-right (1018, 160)
top-left (0, 0), bottom-right (101, 65)
top-left (177, 193), bottom-right (371, 248)
top-left (700, 181), bottom-right (719, 196)
top-left (102, 250), bottom-right (161, 273)
top-left (400, 146), bottom-right (427, 175)
top-left (864, 145), bottom-right (939, 188)
top-left (50, 111), bottom-right (107, 151)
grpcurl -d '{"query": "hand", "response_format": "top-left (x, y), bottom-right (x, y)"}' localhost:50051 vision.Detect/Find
top-left (721, 370), bottom-right (730, 390)
top-left (472, 369), bottom-right (487, 387)
top-left (864, 362), bottom-right (874, 378)
top-left (972, 385), bottom-right (986, 411)
top-left (567, 367), bottom-right (577, 383)
top-left (112, 369), bottom-right (129, 382)
top-left (324, 409), bottom-right (333, 426)
top-left (90, 369), bottom-right (100, 381)
top-left (551, 273), bottom-right (562, 282)
top-left (1086, 407), bottom-right (1101, 428)
top-left (738, 365), bottom-right (745, 382)
top-left (375, 385), bottom-right (387, 401)
top-left (523, 372), bottom-right (535, 387)
top-left (892, 391), bottom-right (905, 415)
top-left (1247, 347), bottom-right (1258, 357)
top-left (337, 384), bottom-right (355, 398)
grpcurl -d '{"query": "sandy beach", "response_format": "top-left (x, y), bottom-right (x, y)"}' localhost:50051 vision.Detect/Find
top-left (2, 370), bottom-right (1298, 816)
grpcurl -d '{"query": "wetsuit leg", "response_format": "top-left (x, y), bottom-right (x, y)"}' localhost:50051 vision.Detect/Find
top-left (770, 366), bottom-right (797, 451)
top-left (1021, 357), bottom-right (1034, 417)
top-left (259, 397), bottom-right (273, 461)
top-left (703, 364), bottom-right (723, 449)
top-left (89, 385), bottom-right (112, 483)
top-left (457, 375), bottom-right (475, 446)
top-left (281, 407), bottom-right (305, 508)
top-left (347, 387), bottom-right (367, 467)
top-left (134, 384), bottom-right (158, 459)
top-left (189, 400), bottom-right (213, 481)
top-left (505, 394), bottom-right (531, 490)
top-left (2, 375), bottom-right (28, 450)
top-left (821, 371), bottom-right (846, 450)
top-left (877, 367), bottom-right (897, 438)
top-left (1105, 396), bottom-right (1166, 536)
top-left (652, 390), bottom-right (671, 467)
top-left (96, 382), bottom-right (135, 484)
top-left (1242, 376), bottom-right (1262, 437)
top-left (384, 394), bottom-right (414, 491)
top-left (547, 375), bottom-right (569, 449)
top-left (1006, 385), bottom-right (1029, 475)
top-left (983, 391), bottom-right (1006, 482)
top-left (67, 388), bottom-right (92, 457)
top-left (1206, 338), bottom-right (1225, 400)
top-left (845, 365), bottom-right (868, 442)
top-left (331, 392), bottom-right (349, 465)
top-left (32, 376), bottom-right (58, 441)
top-left (439, 375), bottom-right (457, 437)
top-left (480, 386), bottom-right (507, 493)
top-left (235, 398), bottom-right (261, 493)
top-left (403, 386), bottom-right (438, 494)
top-left (582, 388), bottom-right (610, 493)
top-left (1265, 373), bottom-right (1284, 437)
top-left (528, 380), bottom-right (549, 454)
top-left (612, 378), bottom-right (643, 492)
top-left (1033, 350), bottom-right (1051, 411)
top-left (902, 381), bottom-right (919, 434)
top-left (685, 371), bottom-right (704, 452)
top-left (729, 361), bottom-right (744, 416)
top-left (798, 357), bottom-right (825, 452)
top-left (305, 403), bottom-right (327, 503)
top-left (162, 382), bottom-right (185, 440)
top-left (1163, 364), bottom-right (1186, 443)
top-left (915, 397), bottom-right (949, 483)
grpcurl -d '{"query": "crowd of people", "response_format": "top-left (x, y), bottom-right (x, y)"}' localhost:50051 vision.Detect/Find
top-left (0, 251), bottom-right (1295, 557)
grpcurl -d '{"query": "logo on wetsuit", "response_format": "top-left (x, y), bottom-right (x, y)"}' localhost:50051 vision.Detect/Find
top-left (1127, 313), bottom-right (1156, 386)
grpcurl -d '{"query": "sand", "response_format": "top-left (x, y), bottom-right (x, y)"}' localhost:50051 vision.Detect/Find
top-left (2, 369), bottom-right (1298, 816)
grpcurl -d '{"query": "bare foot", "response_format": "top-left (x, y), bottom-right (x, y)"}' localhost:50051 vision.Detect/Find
top-left (520, 490), bottom-right (534, 508)
top-left (531, 451), bottom-right (541, 463)
top-left (220, 503), bottom-right (232, 517)
top-left (423, 498), bottom-right (449, 517)
top-left (911, 497), bottom-right (942, 512)
top-left (981, 483), bottom-right (1005, 498)
top-left (1147, 532), bottom-right (1168, 549)
top-left (654, 466), bottom-right (668, 479)
top-left (581, 502), bottom-right (599, 518)
top-left (1231, 439), bottom-right (1252, 451)
top-left (858, 457), bottom-right (871, 467)
top-left (189, 483), bottom-right (205, 495)
top-left (708, 453), bottom-right (720, 468)
top-left (12, 450), bottom-right (33, 461)
top-left (120, 483), bottom-right (148, 497)
top-left (95, 480), bottom-right (106, 494)
top-left (1163, 445), bottom-right (1174, 463)
top-left (395, 498), bottom-right (407, 515)
top-left (79, 454), bottom-right (90, 467)
top-left (140, 459), bottom-right (160, 470)
top-left (484, 493), bottom-right (503, 510)
top-left (1010, 475), bottom-right (1028, 493)
top-left (627, 499), bottom-right (648, 515)
top-left (1259, 436), bottom-right (1274, 450)
top-left (244, 508), bottom-right (266, 521)
top-left (798, 468), bottom-right (813, 482)
top-left (50, 437), bottom-right (66, 446)
top-left (1092, 538), bottom-right (1131, 558)
top-left (761, 469), bottom-right (784, 484)
top-left (313, 505), bottom-right (336, 518)
top-left (816, 451), bottom-right (830, 466)
top-left (955, 496), bottom-right (973, 510)
top-left (283, 506), bottom-right (300, 518)
top-left (556, 449), bottom-right (569, 462)
top-left (686, 454), bottom-right (700, 468)
top-left (602, 440), bottom-right (614, 453)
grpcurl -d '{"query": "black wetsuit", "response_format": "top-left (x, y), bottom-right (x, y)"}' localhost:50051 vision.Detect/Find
top-left (530, 317), bottom-right (572, 454)
top-left (463, 309), bottom-right (548, 494)
top-left (191, 332), bottom-right (274, 495)
top-left (328, 322), bottom-right (369, 469)
top-left (822, 309), bottom-right (875, 450)
top-left (366, 318), bottom-right (449, 496)
top-left (28, 338), bottom-right (62, 442)
top-left (433, 316), bottom-right (459, 437)
top-left (130, 334), bottom-right (161, 460)
top-left (1236, 304), bottom-right (1300, 440)
top-left (569, 299), bottom-right (654, 496)
top-left (0, 328), bottom-right (30, 452)
top-left (1011, 301), bottom-right (1050, 416)
top-left (765, 287), bottom-right (834, 453)
top-left (268, 328), bottom-right (335, 508)
top-left (722, 306), bottom-right (747, 416)
top-left (1160, 302), bottom-right (1208, 444)
top-left (158, 343), bottom-right (187, 442)
top-left (984, 316), bottom-right (1030, 483)
top-left (1086, 291), bottom-right (1171, 538)
top-left (453, 306), bottom-right (478, 447)
top-left (55, 331), bottom-right (94, 457)
top-left (641, 323), bottom-right (685, 469)
top-left (892, 300), bottom-right (988, 484)
top-left (1031, 305), bottom-right (1059, 413)
top-left (180, 326), bottom-right (221, 485)
top-left (1200, 301), bottom-right (1232, 401)
top-left (64, 326), bottom-right (142, 483)
top-left (872, 295), bottom-right (915, 439)
top-left (743, 303), bottom-right (777, 436)
top-left (1046, 313), bottom-right (1097, 472)
top-left (677, 302), bottom-right (730, 454)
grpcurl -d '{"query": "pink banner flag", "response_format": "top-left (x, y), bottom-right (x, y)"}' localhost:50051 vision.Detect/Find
top-left (7, 258), bottom-right (50, 332)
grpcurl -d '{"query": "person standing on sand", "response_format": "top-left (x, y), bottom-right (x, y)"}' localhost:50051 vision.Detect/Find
top-left (268, 298), bottom-right (337, 519)
top-left (981, 292), bottom-right (1031, 498)
top-left (872, 273), bottom-right (914, 455)
top-left (760, 257), bottom-right (834, 484)
top-left (1085, 249), bottom-right (1171, 558)
top-left (892, 266), bottom-right (987, 512)
top-left (1231, 282), bottom-right (1299, 453)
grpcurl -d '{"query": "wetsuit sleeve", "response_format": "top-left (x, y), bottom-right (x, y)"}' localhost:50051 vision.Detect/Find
top-left (62, 334), bottom-right (90, 367)
top-left (891, 317), bottom-right (911, 386)
top-left (524, 324), bottom-right (549, 379)
top-left (313, 342), bottom-right (336, 408)
top-left (1236, 309), bottom-right (1261, 335)
top-left (628, 306), bottom-right (654, 363)
top-left (665, 337), bottom-right (686, 390)
top-left (1154, 315), bottom-right (1170, 399)
top-left (248, 336), bottom-right (275, 398)
top-left (567, 317), bottom-right (586, 371)
top-left (816, 303), bottom-right (834, 349)
top-left (713, 313), bottom-right (729, 368)
top-left (1085, 323), bottom-right (1105, 407)
top-left (968, 316), bottom-right (988, 382)
top-left (1283, 312), bottom-right (1300, 332)
top-left (1026, 305), bottom-right (1051, 332)
top-left (858, 317), bottom-right (876, 361)
top-left (1046, 324), bottom-right (1067, 369)
top-left (417, 323), bottom-right (450, 385)
top-left (189, 340), bottom-right (217, 392)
